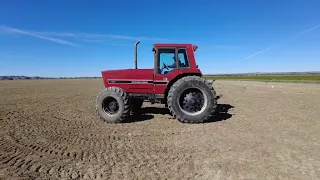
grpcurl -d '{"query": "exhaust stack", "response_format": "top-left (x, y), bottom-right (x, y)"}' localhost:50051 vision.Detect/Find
top-left (134, 41), bottom-right (140, 69)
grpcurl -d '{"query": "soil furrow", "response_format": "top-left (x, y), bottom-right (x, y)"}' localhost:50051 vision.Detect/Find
top-left (1, 79), bottom-right (320, 179)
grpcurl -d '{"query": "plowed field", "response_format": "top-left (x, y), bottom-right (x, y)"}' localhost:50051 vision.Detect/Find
top-left (0, 79), bottom-right (320, 179)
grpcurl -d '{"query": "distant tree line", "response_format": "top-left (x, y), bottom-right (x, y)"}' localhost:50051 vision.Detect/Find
top-left (205, 71), bottom-right (320, 76)
top-left (1, 71), bottom-right (319, 80)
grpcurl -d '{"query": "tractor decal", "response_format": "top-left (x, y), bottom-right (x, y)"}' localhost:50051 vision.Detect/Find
top-left (108, 79), bottom-right (168, 85)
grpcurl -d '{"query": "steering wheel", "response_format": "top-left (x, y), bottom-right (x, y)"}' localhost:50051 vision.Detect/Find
top-left (163, 63), bottom-right (169, 70)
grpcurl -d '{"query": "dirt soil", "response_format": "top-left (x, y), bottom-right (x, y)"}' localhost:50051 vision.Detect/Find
top-left (0, 79), bottom-right (320, 180)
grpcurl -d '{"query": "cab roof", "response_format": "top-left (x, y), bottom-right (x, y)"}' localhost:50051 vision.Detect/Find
top-left (153, 44), bottom-right (198, 51)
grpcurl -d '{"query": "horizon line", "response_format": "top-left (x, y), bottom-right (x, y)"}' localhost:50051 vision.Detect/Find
top-left (1, 70), bottom-right (319, 78)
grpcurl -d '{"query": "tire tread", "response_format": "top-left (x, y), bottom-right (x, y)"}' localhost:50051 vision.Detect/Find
top-left (95, 87), bottom-right (130, 123)
top-left (167, 76), bottom-right (217, 123)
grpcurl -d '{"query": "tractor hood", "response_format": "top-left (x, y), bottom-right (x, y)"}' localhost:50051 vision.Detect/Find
top-left (101, 68), bottom-right (154, 81)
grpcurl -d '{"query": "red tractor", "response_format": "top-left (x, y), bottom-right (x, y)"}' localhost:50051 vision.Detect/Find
top-left (95, 41), bottom-right (218, 123)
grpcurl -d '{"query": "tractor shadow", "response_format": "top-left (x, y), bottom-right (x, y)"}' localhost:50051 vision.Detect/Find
top-left (206, 104), bottom-right (234, 123)
top-left (124, 114), bottom-right (155, 123)
top-left (134, 103), bottom-right (234, 123)
top-left (140, 107), bottom-right (170, 115)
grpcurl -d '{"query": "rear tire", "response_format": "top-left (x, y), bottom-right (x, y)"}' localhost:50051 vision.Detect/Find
top-left (167, 76), bottom-right (217, 123)
top-left (95, 87), bottom-right (130, 123)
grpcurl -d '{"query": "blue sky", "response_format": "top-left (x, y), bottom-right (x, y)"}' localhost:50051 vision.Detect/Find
top-left (1, 0), bottom-right (320, 77)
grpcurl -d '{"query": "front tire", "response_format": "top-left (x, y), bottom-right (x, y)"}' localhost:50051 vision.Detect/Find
top-left (167, 76), bottom-right (217, 123)
top-left (95, 87), bottom-right (130, 123)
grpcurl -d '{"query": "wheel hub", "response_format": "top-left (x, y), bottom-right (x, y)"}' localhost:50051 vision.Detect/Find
top-left (102, 97), bottom-right (119, 115)
top-left (182, 92), bottom-right (204, 113)
top-left (178, 88), bottom-right (207, 116)
top-left (108, 101), bottom-right (118, 112)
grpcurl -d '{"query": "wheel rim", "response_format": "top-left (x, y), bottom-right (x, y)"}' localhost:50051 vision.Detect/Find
top-left (178, 88), bottom-right (208, 116)
top-left (102, 97), bottom-right (119, 115)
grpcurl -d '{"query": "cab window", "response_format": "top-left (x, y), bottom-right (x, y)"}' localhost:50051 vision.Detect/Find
top-left (177, 48), bottom-right (190, 68)
top-left (157, 48), bottom-right (176, 74)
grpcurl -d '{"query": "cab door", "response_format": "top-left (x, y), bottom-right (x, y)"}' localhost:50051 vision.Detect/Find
top-left (153, 47), bottom-right (179, 95)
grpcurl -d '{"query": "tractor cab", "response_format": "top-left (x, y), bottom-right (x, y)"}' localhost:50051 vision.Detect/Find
top-left (152, 44), bottom-right (199, 75)
top-left (151, 44), bottom-right (202, 94)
